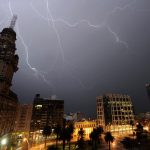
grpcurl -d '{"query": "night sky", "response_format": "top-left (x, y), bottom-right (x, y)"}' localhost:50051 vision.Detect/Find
top-left (0, 0), bottom-right (150, 117)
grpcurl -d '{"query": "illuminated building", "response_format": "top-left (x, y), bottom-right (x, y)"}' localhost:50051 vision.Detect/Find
top-left (97, 93), bottom-right (134, 132)
top-left (30, 94), bottom-right (64, 144)
top-left (14, 104), bottom-right (33, 132)
top-left (30, 94), bottom-right (64, 132)
top-left (73, 119), bottom-right (96, 140)
top-left (0, 17), bottom-right (19, 136)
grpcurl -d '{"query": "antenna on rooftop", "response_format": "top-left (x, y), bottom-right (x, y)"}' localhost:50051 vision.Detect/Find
top-left (9, 15), bottom-right (17, 29)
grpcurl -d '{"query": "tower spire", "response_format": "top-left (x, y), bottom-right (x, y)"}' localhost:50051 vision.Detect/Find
top-left (9, 15), bottom-right (17, 29)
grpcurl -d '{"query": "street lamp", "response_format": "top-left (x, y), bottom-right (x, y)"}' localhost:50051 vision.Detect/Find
top-left (23, 138), bottom-right (29, 149)
top-left (112, 141), bottom-right (116, 147)
top-left (1, 138), bottom-right (7, 145)
top-left (1, 138), bottom-right (7, 150)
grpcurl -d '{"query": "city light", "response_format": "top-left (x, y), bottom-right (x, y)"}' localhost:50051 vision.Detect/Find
top-left (112, 142), bottom-right (116, 147)
top-left (1, 138), bottom-right (7, 145)
top-left (144, 126), bottom-right (149, 131)
top-left (23, 138), bottom-right (27, 142)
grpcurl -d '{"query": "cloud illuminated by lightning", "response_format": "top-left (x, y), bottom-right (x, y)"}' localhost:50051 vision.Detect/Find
top-left (46, 0), bottom-right (65, 64)
top-left (45, 0), bottom-right (90, 89)
top-left (6, 0), bottom-right (139, 89)
top-left (29, 0), bottom-right (137, 88)
top-left (30, 0), bottom-right (138, 51)
top-left (0, 18), bottom-right (7, 27)
top-left (8, 0), bottom-right (51, 86)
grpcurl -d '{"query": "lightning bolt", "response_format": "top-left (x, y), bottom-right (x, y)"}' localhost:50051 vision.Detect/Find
top-left (30, 0), bottom-right (48, 21)
top-left (30, 0), bottom-right (138, 50)
top-left (106, 25), bottom-right (129, 49)
top-left (45, 0), bottom-right (90, 89)
top-left (29, 0), bottom-right (138, 89)
top-left (8, 0), bottom-right (51, 86)
top-left (6, 0), bottom-right (139, 89)
top-left (45, 0), bottom-right (65, 65)
top-left (110, 0), bottom-right (137, 14)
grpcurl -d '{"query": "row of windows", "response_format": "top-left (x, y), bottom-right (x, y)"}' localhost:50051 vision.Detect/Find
top-left (97, 97), bottom-right (131, 103)
top-left (97, 103), bottom-right (132, 108)
top-left (97, 112), bottom-right (103, 115)
top-left (76, 124), bottom-right (96, 128)
top-left (97, 109), bottom-right (103, 113)
top-left (111, 111), bottom-right (133, 115)
top-left (112, 116), bottom-right (133, 120)
top-left (111, 107), bottom-right (132, 111)
top-left (97, 116), bottom-right (103, 120)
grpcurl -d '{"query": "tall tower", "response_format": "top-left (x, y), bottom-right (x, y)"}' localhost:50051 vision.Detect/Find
top-left (0, 15), bottom-right (18, 93)
top-left (0, 16), bottom-right (19, 136)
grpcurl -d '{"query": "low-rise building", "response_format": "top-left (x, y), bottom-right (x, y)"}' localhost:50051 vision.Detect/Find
top-left (73, 119), bottom-right (96, 140)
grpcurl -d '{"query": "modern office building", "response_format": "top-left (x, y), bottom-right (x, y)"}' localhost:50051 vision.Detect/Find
top-left (14, 104), bottom-right (33, 132)
top-left (30, 94), bottom-right (64, 132)
top-left (0, 16), bottom-right (19, 136)
top-left (97, 93), bottom-right (134, 132)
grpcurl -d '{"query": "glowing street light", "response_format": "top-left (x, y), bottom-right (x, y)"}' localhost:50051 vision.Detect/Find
top-left (23, 138), bottom-right (27, 142)
top-left (112, 141), bottom-right (116, 147)
top-left (23, 138), bottom-right (29, 149)
top-left (1, 138), bottom-right (7, 145)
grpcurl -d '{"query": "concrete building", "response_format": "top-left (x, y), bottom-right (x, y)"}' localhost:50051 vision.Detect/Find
top-left (0, 19), bottom-right (19, 136)
top-left (30, 94), bottom-right (64, 131)
top-left (73, 119), bottom-right (96, 140)
top-left (30, 94), bottom-right (64, 144)
top-left (97, 93), bottom-right (134, 132)
top-left (14, 104), bottom-right (33, 132)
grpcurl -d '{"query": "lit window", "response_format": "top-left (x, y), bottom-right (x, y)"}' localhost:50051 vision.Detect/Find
top-left (35, 105), bottom-right (42, 109)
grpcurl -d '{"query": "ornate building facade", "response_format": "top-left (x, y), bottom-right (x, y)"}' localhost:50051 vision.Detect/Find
top-left (73, 119), bottom-right (96, 140)
top-left (0, 23), bottom-right (19, 136)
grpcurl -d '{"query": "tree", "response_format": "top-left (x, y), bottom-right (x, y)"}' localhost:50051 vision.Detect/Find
top-left (43, 126), bottom-right (52, 149)
top-left (90, 126), bottom-right (103, 149)
top-left (65, 123), bottom-right (74, 150)
top-left (121, 137), bottom-right (134, 149)
top-left (130, 120), bottom-right (134, 135)
top-left (135, 123), bottom-right (143, 142)
top-left (90, 129), bottom-right (97, 149)
top-left (104, 132), bottom-right (115, 150)
top-left (76, 128), bottom-right (85, 149)
top-left (54, 124), bottom-right (62, 148)
top-left (58, 120), bottom-right (74, 150)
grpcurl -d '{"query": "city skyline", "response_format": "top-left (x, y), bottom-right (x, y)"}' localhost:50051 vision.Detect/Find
top-left (0, 0), bottom-right (150, 117)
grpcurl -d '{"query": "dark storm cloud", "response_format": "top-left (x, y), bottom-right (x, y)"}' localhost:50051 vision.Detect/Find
top-left (0, 0), bottom-right (150, 117)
